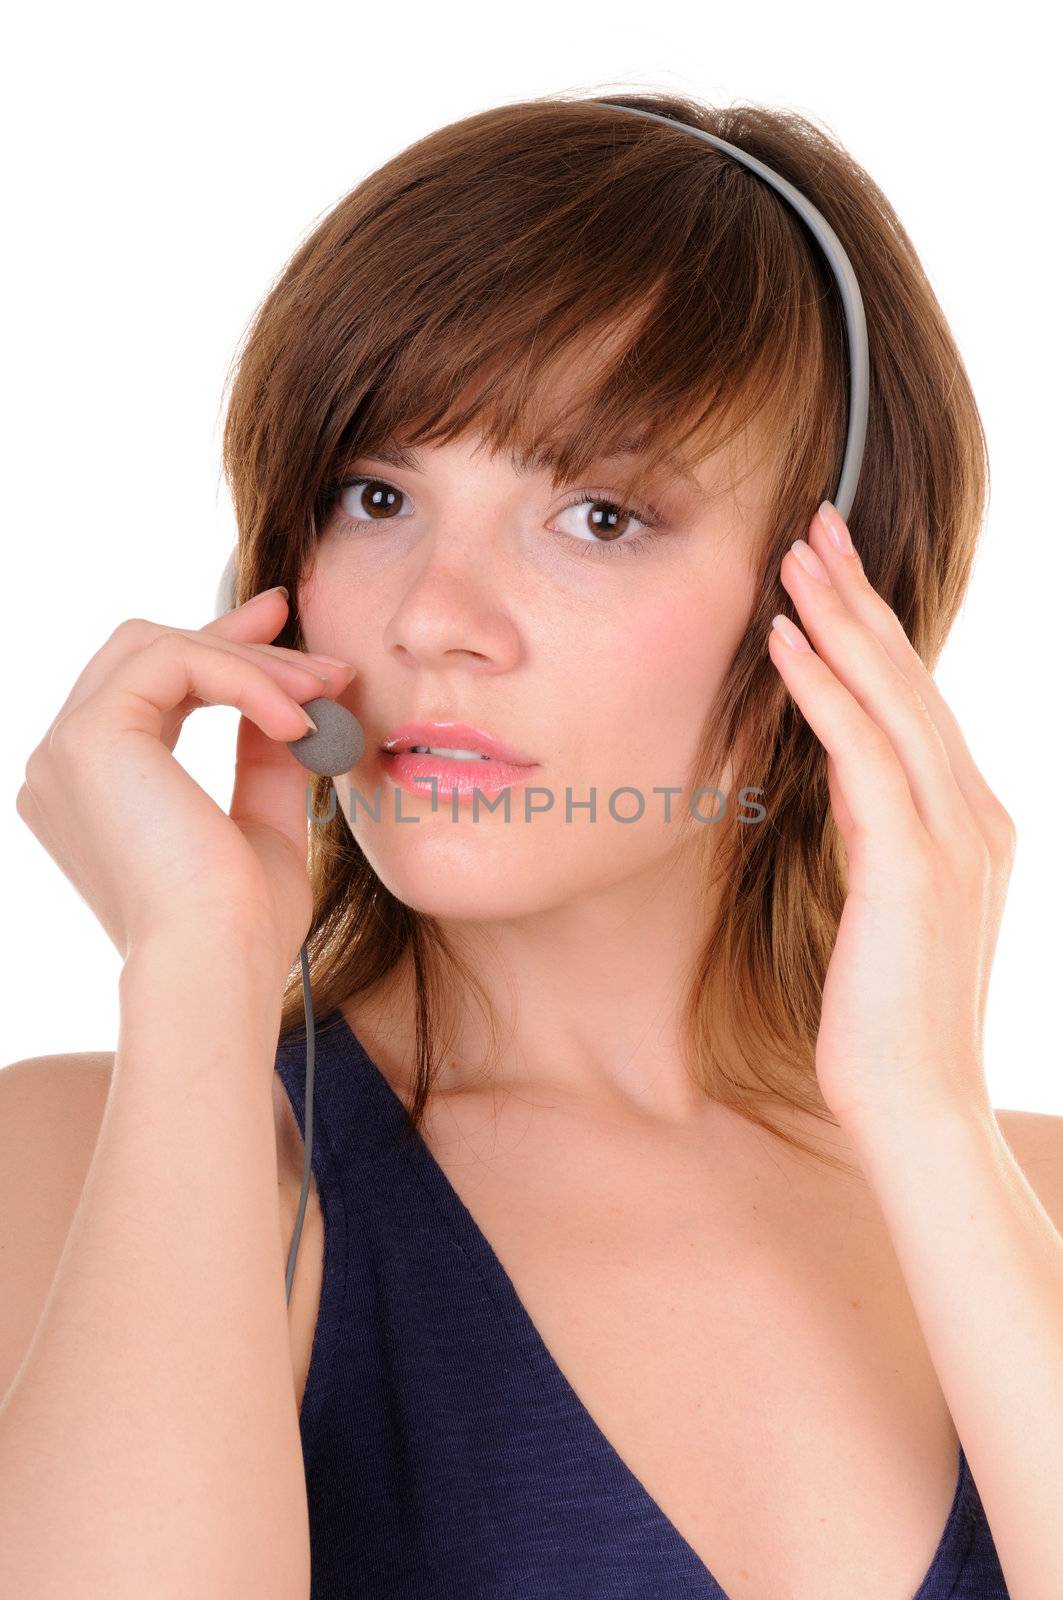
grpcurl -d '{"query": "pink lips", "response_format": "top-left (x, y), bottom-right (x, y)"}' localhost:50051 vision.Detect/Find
top-left (380, 721), bottom-right (536, 766)
top-left (379, 721), bottom-right (538, 803)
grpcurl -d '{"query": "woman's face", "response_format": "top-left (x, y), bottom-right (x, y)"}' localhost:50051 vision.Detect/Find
top-left (298, 429), bottom-right (763, 920)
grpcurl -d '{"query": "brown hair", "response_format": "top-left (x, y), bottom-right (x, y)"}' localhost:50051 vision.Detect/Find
top-left (220, 87), bottom-right (989, 1178)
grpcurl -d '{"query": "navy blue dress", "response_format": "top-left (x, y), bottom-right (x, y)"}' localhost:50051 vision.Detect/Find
top-left (274, 1007), bottom-right (1011, 1598)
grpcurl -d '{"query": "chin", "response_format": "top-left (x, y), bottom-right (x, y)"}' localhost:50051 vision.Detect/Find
top-left (353, 826), bottom-right (573, 918)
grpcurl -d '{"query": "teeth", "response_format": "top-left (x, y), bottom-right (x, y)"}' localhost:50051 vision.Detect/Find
top-left (409, 745), bottom-right (491, 761)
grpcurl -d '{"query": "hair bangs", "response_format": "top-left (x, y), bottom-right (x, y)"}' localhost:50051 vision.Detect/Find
top-left (311, 114), bottom-right (836, 533)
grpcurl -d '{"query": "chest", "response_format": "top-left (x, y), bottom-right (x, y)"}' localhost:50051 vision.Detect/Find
top-left (276, 1079), bottom-right (964, 1600)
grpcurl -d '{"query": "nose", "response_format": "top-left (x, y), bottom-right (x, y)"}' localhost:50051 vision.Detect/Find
top-left (382, 543), bottom-right (523, 675)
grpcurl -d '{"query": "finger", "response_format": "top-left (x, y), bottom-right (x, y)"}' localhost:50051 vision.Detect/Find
top-left (47, 587), bottom-right (294, 727)
top-left (766, 613), bottom-right (927, 868)
top-left (221, 639), bottom-right (356, 700)
top-left (200, 583), bottom-right (292, 643)
top-left (169, 635), bottom-right (355, 747)
top-left (807, 503), bottom-right (1014, 854)
top-left (779, 537), bottom-right (983, 857)
top-left (199, 580), bottom-right (356, 679)
top-left (143, 624), bottom-right (356, 698)
top-left (67, 629), bottom-right (320, 748)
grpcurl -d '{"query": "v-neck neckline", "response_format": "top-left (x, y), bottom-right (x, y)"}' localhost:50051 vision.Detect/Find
top-left (326, 1006), bottom-right (976, 1600)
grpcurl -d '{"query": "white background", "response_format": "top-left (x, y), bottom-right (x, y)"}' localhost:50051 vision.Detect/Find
top-left (3, 1), bottom-right (1059, 1112)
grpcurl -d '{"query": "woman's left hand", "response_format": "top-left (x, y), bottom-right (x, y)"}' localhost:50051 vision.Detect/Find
top-left (767, 500), bottom-right (1017, 1138)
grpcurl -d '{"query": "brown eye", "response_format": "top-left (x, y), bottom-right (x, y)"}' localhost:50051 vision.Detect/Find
top-left (336, 477), bottom-right (409, 522)
top-left (583, 502), bottom-right (634, 541)
top-left (328, 473), bottom-right (667, 562)
top-left (551, 491), bottom-right (656, 547)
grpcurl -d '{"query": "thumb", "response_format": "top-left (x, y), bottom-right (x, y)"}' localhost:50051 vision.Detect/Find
top-left (228, 710), bottom-right (315, 862)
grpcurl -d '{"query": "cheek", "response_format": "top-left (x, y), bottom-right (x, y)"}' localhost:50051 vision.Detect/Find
top-left (294, 552), bottom-right (370, 654)
top-left (577, 589), bottom-right (748, 787)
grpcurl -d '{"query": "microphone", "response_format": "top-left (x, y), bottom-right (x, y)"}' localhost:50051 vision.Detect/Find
top-left (287, 696), bottom-right (365, 776)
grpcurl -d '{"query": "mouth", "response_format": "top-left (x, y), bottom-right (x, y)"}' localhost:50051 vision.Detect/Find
top-left (380, 720), bottom-right (538, 801)
top-left (380, 721), bottom-right (537, 766)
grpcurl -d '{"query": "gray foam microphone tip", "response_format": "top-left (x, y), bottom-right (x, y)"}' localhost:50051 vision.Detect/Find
top-left (287, 697), bottom-right (366, 776)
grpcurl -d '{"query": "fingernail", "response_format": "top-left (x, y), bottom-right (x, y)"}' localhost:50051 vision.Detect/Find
top-left (300, 706), bottom-right (318, 732)
top-left (789, 538), bottom-right (832, 586)
top-left (771, 614), bottom-right (812, 652)
top-left (249, 584), bottom-right (288, 604)
top-left (816, 500), bottom-right (853, 554)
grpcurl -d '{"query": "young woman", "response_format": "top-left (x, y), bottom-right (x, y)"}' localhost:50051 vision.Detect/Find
top-left (2, 91), bottom-right (1059, 1599)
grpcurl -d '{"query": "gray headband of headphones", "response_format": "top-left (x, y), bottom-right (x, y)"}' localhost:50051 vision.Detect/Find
top-left (215, 104), bottom-right (869, 623)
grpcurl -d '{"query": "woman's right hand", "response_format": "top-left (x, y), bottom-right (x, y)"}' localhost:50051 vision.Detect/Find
top-left (15, 587), bottom-right (356, 975)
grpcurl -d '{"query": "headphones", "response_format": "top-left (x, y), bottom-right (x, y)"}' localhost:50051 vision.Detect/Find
top-left (213, 103), bottom-right (871, 1306)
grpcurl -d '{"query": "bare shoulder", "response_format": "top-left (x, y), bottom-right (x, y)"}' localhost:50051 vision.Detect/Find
top-left (0, 1050), bottom-right (310, 1408)
top-left (0, 1049), bottom-right (116, 1164)
top-left (0, 1048), bottom-right (115, 1079)
top-left (993, 1106), bottom-right (1063, 1230)
top-left (0, 1050), bottom-right (117, 1219)
top-left (0, 1049), bottom-right (305, 1217)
